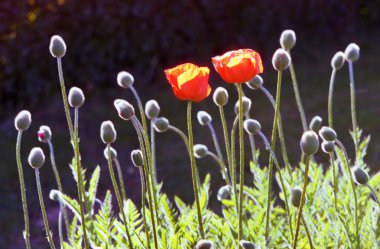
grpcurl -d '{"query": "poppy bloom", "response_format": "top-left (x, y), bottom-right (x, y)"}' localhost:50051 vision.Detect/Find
top-left (164, 63), bottom-right (211, 102)
top-left (212, 49), bottom-right (263, 83)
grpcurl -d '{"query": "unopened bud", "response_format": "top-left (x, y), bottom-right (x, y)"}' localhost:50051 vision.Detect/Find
top-left (272, 48), bottom-right (291, 71)
top-left (318, 126), bottom-right (337, 142)
top-left (37, 125), bottom-right (52, 143)
top-left (239, 240), bottom-right (256, 249)
top-left (217, 185), bottom-right (231, 201)
top-left (280, 30), bottom-right (296, 50)
top-left (100, 121), bottom-right (117, 144)
top-left (194, 144), bottom-right (208, 159)
top-left (246, 75), bottom-right (263, 90)
top-left (321, 141), bottom-right (335, 153)
top-left (114, 99), bottom-right (135, 120)
top-left (15, 110), bottom-right (32, 131)
top-left (49, 189), bottom-right (61, 201)
top-left (213, 87), bottom-right (229, 106)
top-left (291, 186), bottom-right (303, 208)
top-left (195, 239), bottom-right (214, 249)
top-left (309, 115), bottom-right (322, 132)
top-left (300, 130), bottom-right (319, 155)
top-left (131, 149), bottom-right (143, 167)
top-left (243, 119), bottom-right (261, 135)
top-left (234, 96), bottom-right (251, 115)
top-left (153, 117), bottom-right (169, 133)
top-left (145, 100), bottom-right (160, 119)
top-left (117, 71), bottom-right (134, 88)
top-left (103, 146), bottom-right (117, 161)
top-left (68, 87), bottom-right (85, 108)
top-left (28, 147), bottom-right (45, 169)
top-left (352, 166), bottom-right (369, 185)
top-left (49, 35), bottom-right (66, 58)
top-left (197, 111), bottom-right (212, 126)
top-left (331, 51), bottom-right (345, 70)
top-left (344, 43), bottom-right (360, 62)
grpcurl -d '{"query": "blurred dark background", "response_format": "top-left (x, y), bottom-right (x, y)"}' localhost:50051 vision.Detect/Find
top-left (1, 0), bottom-right (380, 248)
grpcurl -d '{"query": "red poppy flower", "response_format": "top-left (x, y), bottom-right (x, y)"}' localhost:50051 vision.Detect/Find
top-left (164, 63), bottom-right (211, 102)
top-left (212, 49), bottom-right (263, 83)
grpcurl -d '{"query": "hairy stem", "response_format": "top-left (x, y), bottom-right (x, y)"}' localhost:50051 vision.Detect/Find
top-left (348, 61), bottom-right (359, 160)
top-left (139, 167), bottom-right (151, 249)
top-left (237, 84), bottom-right (245, 245)
top-left (328, 68), bottom-right (337, 128)
top-left (366, 184), bottom-right (380, 206)
top-left (114, 158), bottom-right (127, 202)
top-left (301, 214), bottom-right (314, 249)
top-left (231, 116), bottom-right (239, 211)
top-left (150, 121), bottom-right (157, 184)
top-left (329, 152), bottom-right (338, 215)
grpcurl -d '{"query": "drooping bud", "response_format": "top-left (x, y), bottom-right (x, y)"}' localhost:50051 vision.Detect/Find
top-left (103, 146), bottom-right (117, 161)
top-left (352, 166), bottom-right (369, 185)
top-left (153, 117), bottom-right (169, 133)
top-left (49, 35), bottom-right (66, 58)
top-left (28, 147), bottom-right (45, 169)
top-left (272, 48), bottom-right (291, 71)
top-left (37, 125), bottom-right (52, 143)
top-left (68, 87), bottom-right (85, 108)
top-left (217, 185), bottom-right (231, 201)
top-left (321, 141), bottom-right (335, 154)
top-left (300, 130), bottom-right (319, 155)
top-left (117, 71), bottom-right (134, 89)
top-left (331, 51), bottom-right (345, 70)
top-left (234, 96), bottom-right (251, 115)
top-left (15, 110), bottom-right (32, 131)
top-left (131, 149), bottom-right (144, 167)
top-left (195, 239), bottom-right (214, 249)
top-left (197, 111), bottom-right (212, 126)
top-left (309, 115), bottom-right (322, 132)
top-left (280, 30), bottom-right (296, 50)
top-left (318, 126), bottom-right (337, 142)
top-left (114, 99), bottom-right (135, 120)
top-left (100, 121), bottom-right (117, 144)
top-left (243, 119), bottom-right (261, 135)
top-left (291, 186), bottom-right (303, 208)
top-left (49, 189), bottom-right (61, 201)
top-left (344, 43), bottom-right (360, 62)
top-left (213, 87), bottom-right (229, 106)
top-left (194, 144), bottom-right (208, 159)
top-left (239, 240), bottom-right (256, 249)
top-left (145, 100), bottom-right (160, 120)
top-left (246, 75), bottom-right (263, 90)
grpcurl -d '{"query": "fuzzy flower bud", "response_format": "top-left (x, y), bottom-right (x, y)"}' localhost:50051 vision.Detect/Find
top-left (239, 240), bottom-right (256, 249)
top-left (68, 87), bottom-right (85, 108)
top-left (352, 166), bottom-right (369, 185)
top-left (114, 99), bottom-right (135, 120)
top-left (246, 75), bottom-right (263, 90)
top-left (213, 87), bottom-right (229, 106)
top-left (291, 186), bottom-right (303, 208)
top-left (49, 35), bottom-right (66, 58)
top-left (153, 117), bottom-right (169, 133)
top-left (28, 147), bottom-right (45, 169)
top-left (103, 146), bottom-right (117, 161)
top-left (37, 125), bottom-right (52, 143)
top-left (194, 144), bottom-right (208, 159)
top-left (117, 71), bottom-right (134, 88)
top-left (49, 189), bottom-right (61, 201)
top-left (15, 110), bottom-right (32, 131)
top-left (344, 43), bottom-right (360, 62)
top-left (309, 115), bottom-right (322, 132)
top-left (100, 121), bottom-right (117, 144)
top-left (300, 130), bottom-right (319, 155)
top-left (280, 30), bottom-right (296, 50)
top-left (331, 51), bottom-right (345, 70)
top-left (272, 48), bottom-right (291, 71)
top-left (234, 96), bottom-right (251, 115)
top-left (145, 100), bottom-right (160, 120)
top-left (243, 119), bottom-right (261, 135)
top-left (217, 185), bottom-right (231, 201)
top-left (131, 149), bottom-right (143, 167)
top-left (321, 141), bottom-right (335, 154)
top-left (195, 239), bottom-right (214, 249)
top-left (318, 126), bottom-right (337, 142)
top-left (197, 111), bottom-right (212, 126)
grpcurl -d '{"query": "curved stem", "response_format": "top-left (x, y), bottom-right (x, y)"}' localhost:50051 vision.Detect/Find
top-left (58, 202), bottom-right (63, 249)
top-left (231, 116), bottom-right (239, 211)
top-left (265, 70), bottom-right (283, 239)
top-left (129, 86), bottom-right (148, 139)
top-left (328, 68), bottom-right (337, 128)
top-left (114, 158), bottom-right (127, 202)
top-left (150, 121), bottom-right (157, 184)
top-left (366, 184), bottom-right (380, 206)
top-left (106, 144), bottom-right (134, 249)
top-left (301, 214), bottom-right (314, 249)
top-left (35, 169), bottom-right (56, 249)
top-left (15, 131), bottom-right (31, 249)
top-left (187, 101), bottom-right (205, 239)
top-left (237, 84), bottom-right (245, 245)
top-left (168, 125), bottom-right (189, 151)
top-left (219, 106), bottom-right (233, 181)
top-left (329, 152), bottom-right (338, 215)
top-left (139, 167), bottom-right (151, 249)
top-left (348, 61), bottom-right (359, 160)
top-left (293, 155), bottom-right (310, 249)
top-left (206, 151), bottom-right (230, 185)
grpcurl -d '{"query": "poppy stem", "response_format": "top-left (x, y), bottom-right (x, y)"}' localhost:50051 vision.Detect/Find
top-left (237, 83), bottom-right (245, 246)
top-left (150, 120), bottom-right (157, 184)
top-left (138, 166), bottom-right (151, 249)
top-left (348, 61), bottom-right (359, 161)
top-left (328, 68), bottom-right (337, 128)
top-left (366, 183), bottom-right (380, 206)
top-left (129, 86), bottom-right (149, 141)
top-left (187, 101), bottom-right (205, 239)
top-left (57, 201), bottom-right (64, 249)
top-left (113, 158), bottom-right (128, 202)
top-left (206, 151), bottom-right (231, 185)
top-left (231, 116), bottom-right (239, 212)
top-left (168, 125), bottom-right (190, 150)
top-left (301, 214), bottom-right (314, 249)
top-left (329, 151), bottom-right (339, 216)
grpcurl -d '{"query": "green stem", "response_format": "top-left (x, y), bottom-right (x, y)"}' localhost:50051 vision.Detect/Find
top-left (328, 68), bottom-right (337, 128)
top-left (301, 214), bottom-right (314, 249)
top-left (231, 116), bottom-right (239, 211)
top-left (106, 144), bottom-right (133, 249)
top-left (114, 158), bottom-right (127, 202)
top-left (237, 84), bottom-right (245, 245)
top-left (265, 70), bottom-right (283, 239)
top-left (150, 121), bottom-right (157, 184)
top-left (348, 61), bottom-right (359, 160)
top-left (139, 167), bottom-right (151, 249)
top-left (206, 151), bottom-right (231, 185)
top-left (329, 152), bottom-right (338, 216)
top-left (58, 202), bottom-right (63, 249)
top-left (168, 125), bottom-right (190, 151)
top-left (293, 155), bottom-right (310, 249)
top-left (15, 131), bottom-right (31, 249)
top-left (187, 101), bottom-right (205, 239)
top-left (219, 106), bottom-right (233, 181)
top-left (130, 86), bottom-right (148, 141)
top-left (35, 169), bottom-right (56, 249)
top-left (366, 184), bottom-right (380, 206)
